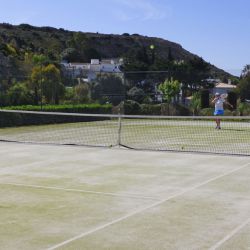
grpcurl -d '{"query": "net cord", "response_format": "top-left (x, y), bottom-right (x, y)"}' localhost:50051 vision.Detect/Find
top-left (1, 109), bottom-right (250, 121)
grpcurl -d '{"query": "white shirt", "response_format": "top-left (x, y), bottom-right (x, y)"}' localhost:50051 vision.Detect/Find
top-left (215, 98), bottom-right (225, 110)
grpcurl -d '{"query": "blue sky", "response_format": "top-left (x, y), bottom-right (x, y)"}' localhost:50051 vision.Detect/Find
top-left (0, 0), bottom-right (249, 76)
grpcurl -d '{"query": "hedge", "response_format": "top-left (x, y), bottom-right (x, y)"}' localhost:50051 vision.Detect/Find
top-left (0, 104), bottom-right (113, 128)
top-left (2, 103), bottom-right (113, 114)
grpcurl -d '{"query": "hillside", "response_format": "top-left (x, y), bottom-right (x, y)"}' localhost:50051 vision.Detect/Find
top-left (0, 23), bottom-right (233, 80)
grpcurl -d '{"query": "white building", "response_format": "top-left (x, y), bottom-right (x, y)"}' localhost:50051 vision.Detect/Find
top-left (61, 58), bottom-right (123, 82)
top-left (212, 82), bottom-right (236, 95)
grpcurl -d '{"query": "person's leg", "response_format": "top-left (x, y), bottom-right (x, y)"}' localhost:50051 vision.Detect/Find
top-left (217, 118), bottom-right (221, 129)
top-left (215, 118), bottom-right (219, 128)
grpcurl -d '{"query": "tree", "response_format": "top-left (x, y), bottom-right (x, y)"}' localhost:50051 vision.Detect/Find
top-left (158, 78), bottom-right (180, 114)
top-left (238, 74), bottom-right (250, 101)
top-left (30, 64), bottom-right (65, 105)
top-left (158, 78), bottom-right (180, 104)
top-left (30, 65), bottom-right (43, 105)
top-left (241, 65), bottom-right (250, 78)
top-left (30, 54), bottom-right (50, 105)
top-left (42, 64), bottom-right (65, 104)
top-left (67, 32), bottom-right (88, 49)
top-left (91, 74), bottom-right (125, 105)
top-left (7, 82), bottom-right (32, 105)
top-left (189, 92), bottom-right (201, 115)
top-left (61, 48), bottom-right (81, 62)
top-left (74, 83), bottom-right (90, 103)
top-left (65, 32), bottom-right (100, 62)
top-left (32, 54), bottom-right (48, 65)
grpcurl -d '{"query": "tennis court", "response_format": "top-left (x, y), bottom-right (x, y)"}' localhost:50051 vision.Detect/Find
top-left (0, 141), bottom-right (249, 250)
top-left (1, 110), bottom-right (250, 155)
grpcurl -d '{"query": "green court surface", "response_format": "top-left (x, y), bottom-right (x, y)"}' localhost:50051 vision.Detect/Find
top-left (1, 118), bottom-right (250, 155)
top-left (0, 142), bottom-right (249, 250)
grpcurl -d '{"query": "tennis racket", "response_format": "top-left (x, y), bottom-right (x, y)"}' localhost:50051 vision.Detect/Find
top-left (220, 93), bottom-right (228, 99)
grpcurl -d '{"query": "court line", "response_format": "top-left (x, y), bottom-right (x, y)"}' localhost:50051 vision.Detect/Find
top-left (0, 182), bottom-right (159, 201)
top-left (209, 217), bottom-right (250, 250)
top-left (46, 162), bottom-right (250, 250)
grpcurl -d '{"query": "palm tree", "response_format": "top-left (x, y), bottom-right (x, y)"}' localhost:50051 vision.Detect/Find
top-left (241, 65), bottom-right (250, 78)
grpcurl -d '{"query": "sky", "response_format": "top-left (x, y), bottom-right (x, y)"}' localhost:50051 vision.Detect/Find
top-left (0, 0), bottom-right (249, 76)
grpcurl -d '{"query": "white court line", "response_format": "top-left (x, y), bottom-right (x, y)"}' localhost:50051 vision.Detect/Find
top-left (209, 217), bottom-right (250, 250)
top-left (0, 182), bottom-right (159, 201)
top-left (46, 162), bottom-right (250, 250)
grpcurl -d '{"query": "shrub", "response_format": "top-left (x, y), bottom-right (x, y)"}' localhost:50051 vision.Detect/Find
top-left (2, 103), bottom-right (112, 114)
top-left (238, 102), bottom-right (250, 116)
top-left (142, 95), bottom-right (153, 104)
top-left (7, 83), bottom-right (33, 106)
top-left (200, 108), bottom-right (213, 116)
top-left (140, 104), bottom-right (161, 115)
top-left (0, 104), bottom-right (113, 127)
top-left (91, 74), bottom-right (125, 105)
top-left (127, 87), bottom-right (145, 103)
top-left (124, 100), bottom-right (141, 114)
top-left (189, 92), bottom-right (201, 115)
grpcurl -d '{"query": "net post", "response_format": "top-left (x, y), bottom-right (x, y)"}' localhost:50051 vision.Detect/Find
top-left (117, 102), bottom-right (123, 147)
top-left (117, 114), bottom-right (122, 146)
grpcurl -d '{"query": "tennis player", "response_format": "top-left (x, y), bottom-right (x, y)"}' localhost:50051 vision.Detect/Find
top-left (212, 92), bottom-right (232, 129)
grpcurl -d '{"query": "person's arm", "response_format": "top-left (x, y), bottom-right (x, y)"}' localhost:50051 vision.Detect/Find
top-left (225, 100), bottom-right (233, 108)
top-left (211, 97), bottom-right (217, 104)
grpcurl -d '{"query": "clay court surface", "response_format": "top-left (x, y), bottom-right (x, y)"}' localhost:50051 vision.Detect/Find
top-left (0, 142), bottom-right (249, 250)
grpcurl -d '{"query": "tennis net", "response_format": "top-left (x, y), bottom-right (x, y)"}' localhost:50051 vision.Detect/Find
top-left (0, 109), bottom-right (250, 156)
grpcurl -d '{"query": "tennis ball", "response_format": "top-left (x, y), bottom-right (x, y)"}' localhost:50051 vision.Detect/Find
top-left (150, 45), bottom-right (155, 50)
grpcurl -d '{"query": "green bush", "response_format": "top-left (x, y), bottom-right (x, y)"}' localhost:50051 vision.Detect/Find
top-left (223, 109), bottom-right (235, 116)
top-left (140, 104), bottom-right (161, 115)
top-left (124, 100), bottom-right (141, 114)
top-left (7, 83), bottom-right (33, 106)
top-left (200, 108), bottom-right (213, 116)
top-left (237, 102), bottom-right (250, 116)
top-left (142, 96), bottom-right (153, 104)
top-left (0, 104), bottom-right (113, 128)
top-left (127, 87), bottom-right (145, 103)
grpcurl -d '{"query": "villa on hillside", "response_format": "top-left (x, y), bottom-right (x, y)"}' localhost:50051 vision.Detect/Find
top-left (212, 80), bottom-right (236, 95)
top-left (61, 58), bottom-right (123, 82)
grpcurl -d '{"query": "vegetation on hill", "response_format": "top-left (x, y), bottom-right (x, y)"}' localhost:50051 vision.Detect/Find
top-left (1, 23), bottom-right (249, 115)
top-left (0, 23), bottom-right (234, 79)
